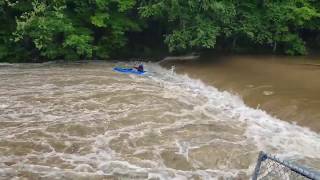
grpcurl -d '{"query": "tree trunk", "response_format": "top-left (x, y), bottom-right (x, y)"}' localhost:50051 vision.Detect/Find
top-left (232, 37), bottom-right (237, 49)
top-left (273, 41), bottom-right (277, 53)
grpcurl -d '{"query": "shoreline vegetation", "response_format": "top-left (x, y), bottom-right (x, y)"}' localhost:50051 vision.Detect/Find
top-left (0, 0), bottom-right (320, 63)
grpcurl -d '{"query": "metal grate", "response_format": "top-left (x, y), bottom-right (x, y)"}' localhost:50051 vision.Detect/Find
top-left (252, 151), bottom-right (320, 180)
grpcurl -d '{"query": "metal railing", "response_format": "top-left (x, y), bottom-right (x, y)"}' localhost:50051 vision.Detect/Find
top-left (252, 151), bottom-right (320, 180)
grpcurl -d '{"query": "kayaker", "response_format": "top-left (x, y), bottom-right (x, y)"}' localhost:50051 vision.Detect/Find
top-left (134, 64), bottom-right (144, 72)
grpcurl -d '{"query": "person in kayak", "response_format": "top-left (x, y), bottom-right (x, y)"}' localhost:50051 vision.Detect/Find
top-left (134, 64), bottom-right (144, 72)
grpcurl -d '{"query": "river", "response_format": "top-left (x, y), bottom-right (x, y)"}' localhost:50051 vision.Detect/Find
top-left (162, 54), bottom-right (320, 133)
top-left (0, 58), bottom-right (319, 179)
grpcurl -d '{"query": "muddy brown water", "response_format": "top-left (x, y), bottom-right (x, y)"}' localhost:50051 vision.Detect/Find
top-left (162, 55), bottom-right (320, 133)
top-left (0, 60), bottom-right (319, 179)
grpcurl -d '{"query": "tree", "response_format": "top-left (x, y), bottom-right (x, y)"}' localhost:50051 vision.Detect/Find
top-left (1, 0), bottom-right (320, 62)
top-left (12, 0), bottom-right (141, 60)
top-left (139, 0), bottom-right (236, 52)
top-left (139, 0), bottom-right (320, 55)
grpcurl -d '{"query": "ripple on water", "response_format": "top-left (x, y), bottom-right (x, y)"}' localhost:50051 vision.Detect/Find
top-left (0, 62), bottom-right (319, 179)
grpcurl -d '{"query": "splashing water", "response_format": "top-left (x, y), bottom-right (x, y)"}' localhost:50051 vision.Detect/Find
top-left (0, 62), bottom-right (319, 179)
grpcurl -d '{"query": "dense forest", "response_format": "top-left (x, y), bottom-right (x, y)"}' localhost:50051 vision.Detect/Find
top-left (0, 0), bottom-right (320, 62)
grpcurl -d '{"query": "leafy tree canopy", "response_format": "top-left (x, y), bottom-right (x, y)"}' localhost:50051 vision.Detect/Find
top-left (0, 0), bottom-right (319, 61)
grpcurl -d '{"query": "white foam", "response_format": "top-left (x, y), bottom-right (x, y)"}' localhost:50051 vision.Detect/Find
top-left (146, 63), bottom-right (320, 159)
top-left (176, 140), bottom-right (190, 161)
top-left (161, 55), bottom-right (200, 62)
top-left (0, 62), bottom-right (319, 179)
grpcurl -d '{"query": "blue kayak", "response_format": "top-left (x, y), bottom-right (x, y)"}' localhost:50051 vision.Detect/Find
top-left (113, 67), bottom-right (146, 75)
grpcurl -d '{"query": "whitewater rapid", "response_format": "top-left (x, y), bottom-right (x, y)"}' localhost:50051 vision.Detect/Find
top-left (0, 62), bottom-right (319, 179)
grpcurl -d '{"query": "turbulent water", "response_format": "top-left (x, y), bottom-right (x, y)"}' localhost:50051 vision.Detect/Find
top-left (0, 61), bottom-right (319, 179)
top-left (162, 55), bottom-right (320, 133)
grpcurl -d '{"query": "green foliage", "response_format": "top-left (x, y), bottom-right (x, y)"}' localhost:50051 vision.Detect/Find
top-left (2, 0), bottom-right (140, 61)
top-left (91, 12), bottom-right (110, 28)
top-left (64, 34), bottom-right (93, 58)
top-left (0, 0), bottom-right (320, 61)
top-left (232, 0), bottom-right (318, 54)
top-left (140, 0), bottom-right (320, 55)
top-left (140, 0), bottom-right (235, 52)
